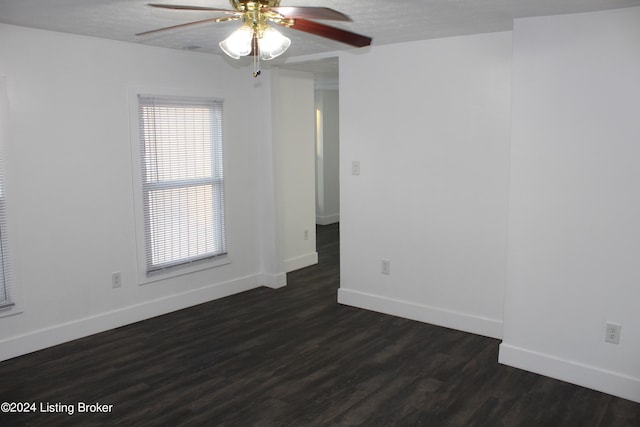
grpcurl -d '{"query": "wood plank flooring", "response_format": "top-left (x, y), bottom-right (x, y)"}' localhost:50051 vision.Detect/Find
top-left (0, 223), bottom-right (638, 426)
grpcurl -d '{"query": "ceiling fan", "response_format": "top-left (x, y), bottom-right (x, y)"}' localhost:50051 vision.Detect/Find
top-left (137, 0), bottom-right (372, 77)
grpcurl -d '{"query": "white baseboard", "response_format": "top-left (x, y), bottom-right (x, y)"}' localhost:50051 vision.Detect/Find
top-left (338, 288), bottom-right (503, 339)
top-left (0, 274), bottom-right (263, 362)
top-left (262, 272), bottom-right (287, 289)
top-left (284, 252), bottom-right (318, 273)
top-left (499, 343), bottom-right (640, 403)
top-left (316, 214), bottom-right (339, 225)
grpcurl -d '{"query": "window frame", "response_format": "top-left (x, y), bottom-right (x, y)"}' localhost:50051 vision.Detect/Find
top-left (0, 195), bottom-right (11, 311)
top-left (0, 75), bottom-right (18, 317)
top-left (130, 90), bottom-right (230, 285)
top-left (0, 176), bottom-right (12, 312)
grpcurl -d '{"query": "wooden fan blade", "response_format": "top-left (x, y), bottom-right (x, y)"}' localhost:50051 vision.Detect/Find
top-left (136, 16), bottom-right (234, 36)
top-left (270, 6), bottom-right (351, 22)
top-left (147, 3), bottom-right (237, 13)
top-left (285, 19), bottom-right (372, 47)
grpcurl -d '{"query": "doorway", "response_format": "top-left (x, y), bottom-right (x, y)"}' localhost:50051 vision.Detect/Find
top-left (280, 56), bottom-right (340, 237)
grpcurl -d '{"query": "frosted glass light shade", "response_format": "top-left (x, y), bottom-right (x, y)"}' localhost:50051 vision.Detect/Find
top-left (219, 25), bottom-right (253, 59)
top-left (258, 27), bottom-right (291, 60)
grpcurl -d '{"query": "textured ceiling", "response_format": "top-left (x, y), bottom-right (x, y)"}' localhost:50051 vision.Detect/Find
top-left (1, 0), bottom-right (639, 60)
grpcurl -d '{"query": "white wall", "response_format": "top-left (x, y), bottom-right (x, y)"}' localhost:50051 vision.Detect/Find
top-left (500, 7), bottom-right (640, 403)
top-left (338, 32), bottom-right (512, 339)
top-left (271, 68), bottom-right (318, 272)
top-left (0, 24), bottom-right (271, 361)
top-left (315, 89), bottom-right (340, 225)
top-left (3, 7), bottom-right (637, 404)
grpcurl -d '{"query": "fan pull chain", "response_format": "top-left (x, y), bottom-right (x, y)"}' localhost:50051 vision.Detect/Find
top-left (252, 35), bottom-right (261, 78)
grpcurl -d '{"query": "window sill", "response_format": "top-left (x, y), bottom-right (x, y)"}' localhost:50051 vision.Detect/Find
top-left (139, 255), bottom-right (231, 286)
top-left (0, 303), bottom-right (23, 319)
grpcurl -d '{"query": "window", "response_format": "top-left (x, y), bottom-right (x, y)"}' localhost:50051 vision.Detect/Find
top-left (137, 95), bottom-right (226, 277)
top-left (0, 77), bottom-right (12, 309)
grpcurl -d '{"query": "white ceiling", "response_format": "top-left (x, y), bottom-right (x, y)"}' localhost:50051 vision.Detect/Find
top-left (1, 0), bottom-right (639, 60)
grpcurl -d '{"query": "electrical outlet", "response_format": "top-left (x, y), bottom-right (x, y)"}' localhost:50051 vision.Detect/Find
top-left (381, 260), bottom-right (391, 275)
top-left (304, 229), bottom-right (309, 240)
top-left (112, 272), bottom-right (122, 288)
top-left (351, 160), bottom-right (361, 176)
top-left (605, 322), bottom-right (621, 344)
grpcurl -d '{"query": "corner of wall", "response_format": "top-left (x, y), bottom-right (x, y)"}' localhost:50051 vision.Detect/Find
top-left (499, 343), bottom-right (640, 403)
top-left (261, 272), bottom-right (287, 289)
top-left (338, 288), bottom-right (503, 339)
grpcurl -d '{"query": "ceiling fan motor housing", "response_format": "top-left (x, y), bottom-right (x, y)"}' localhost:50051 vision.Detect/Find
top-left (230, 0), bottom-right (292, 35)
top-left (230, 0), bottom-right (281, 11)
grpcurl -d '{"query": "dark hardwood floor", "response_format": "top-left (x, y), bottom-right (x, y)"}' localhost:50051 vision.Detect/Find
top-left (0, 223), bottom-right (638, 426)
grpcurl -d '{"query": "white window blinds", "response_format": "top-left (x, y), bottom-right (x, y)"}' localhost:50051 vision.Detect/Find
top-left (0, 77), bottom-right (13, 309)
top-left (137, 95), bottom-right (226, 275)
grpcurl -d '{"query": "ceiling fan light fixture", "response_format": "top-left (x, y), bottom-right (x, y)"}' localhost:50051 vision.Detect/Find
top-left (141, 0), bottom-right (372, 77)
top-left (219, 24), bottom-right (253, 59)
top-left (258, 27), bottom-right (291, 60)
